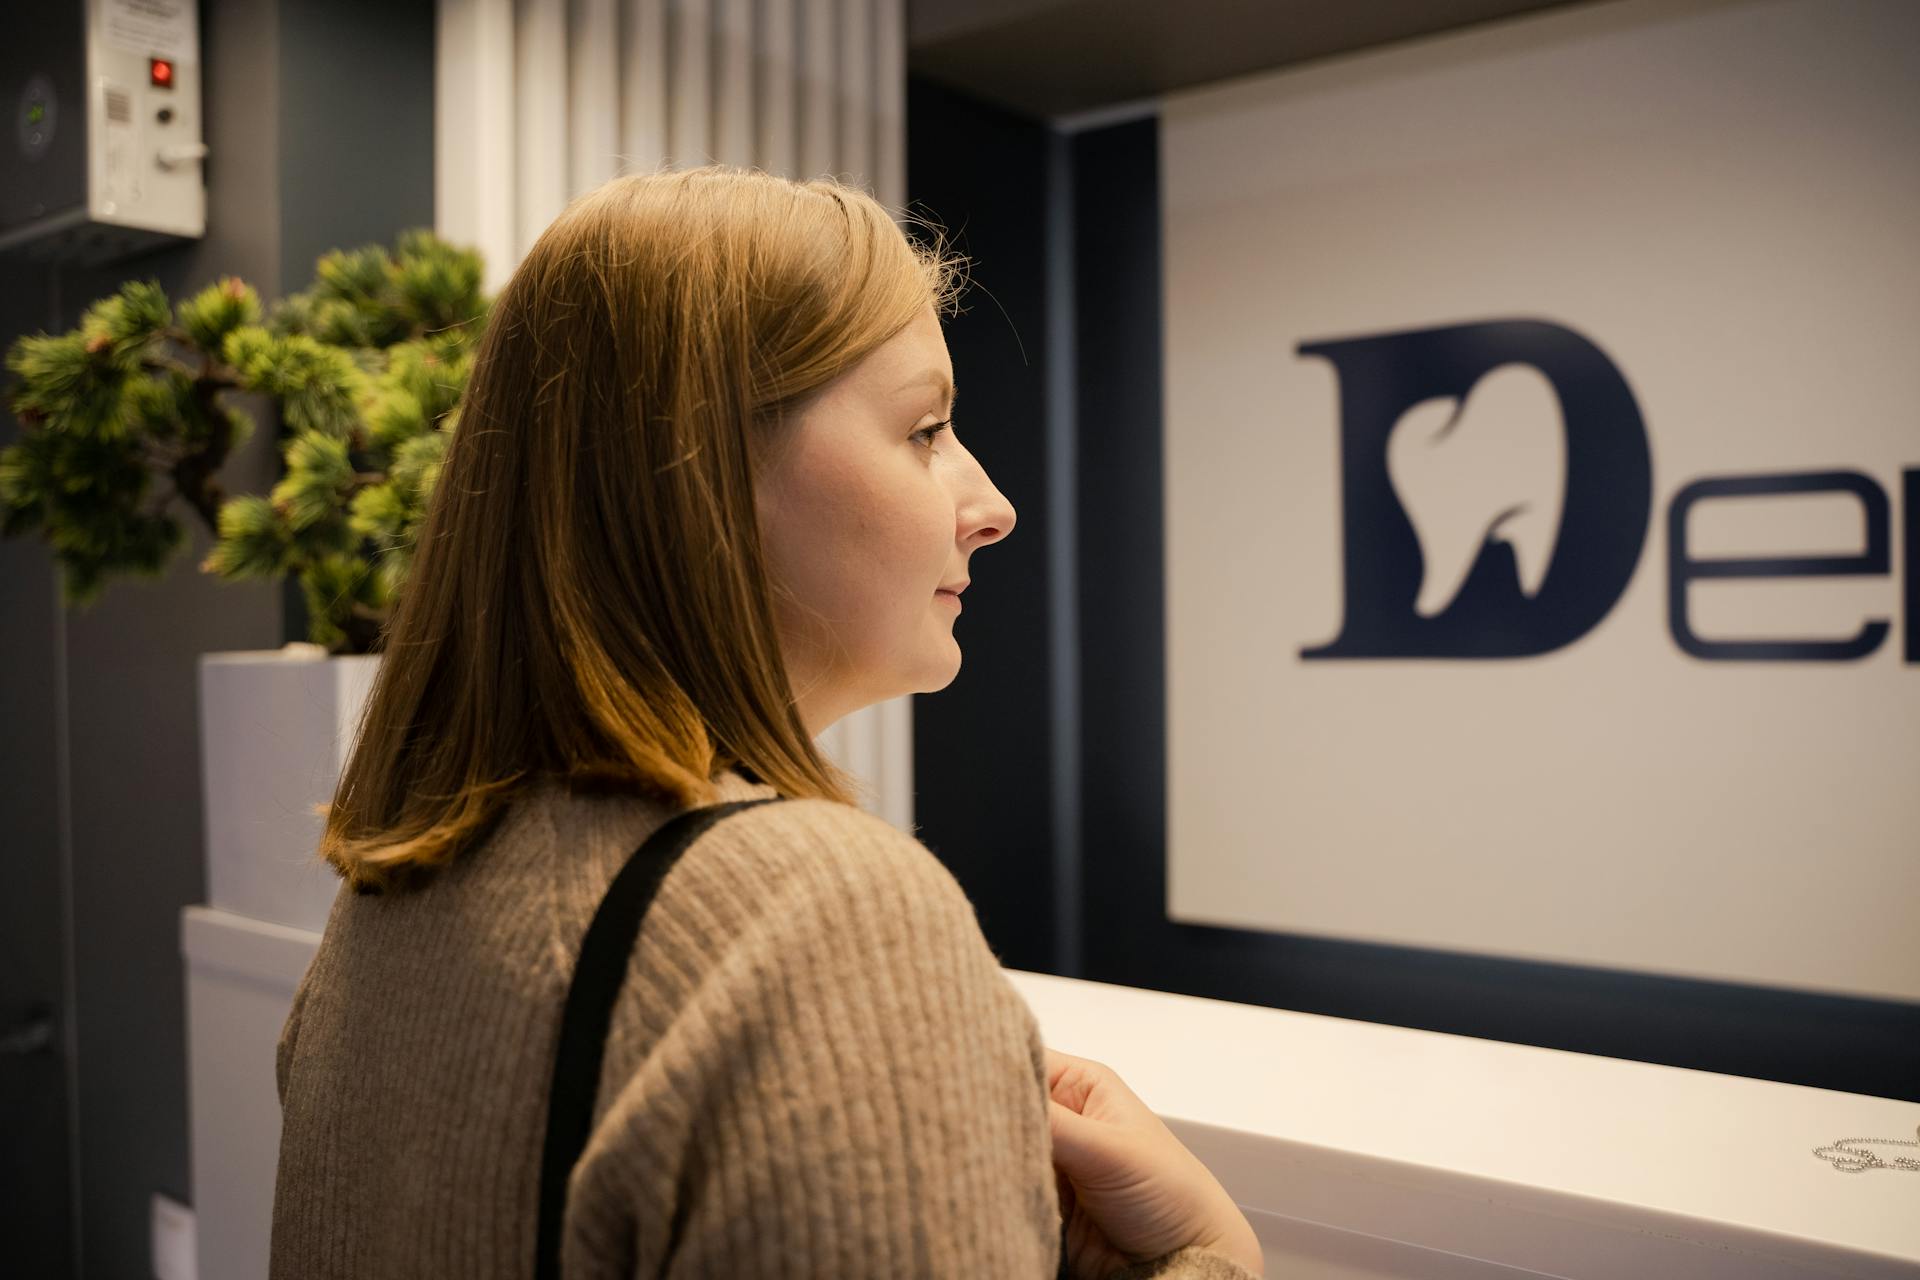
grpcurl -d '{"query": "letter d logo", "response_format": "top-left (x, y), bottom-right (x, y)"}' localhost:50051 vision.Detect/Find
top-left (1301, 319), bottom-right (1653, 659)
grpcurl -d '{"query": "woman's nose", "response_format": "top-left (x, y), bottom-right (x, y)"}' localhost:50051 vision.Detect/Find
top-left (958, 451), bottom-right (1016, 549)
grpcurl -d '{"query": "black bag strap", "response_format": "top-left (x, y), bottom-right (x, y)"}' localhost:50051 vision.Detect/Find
top-left (534, 797), bottom-right (784, 1280)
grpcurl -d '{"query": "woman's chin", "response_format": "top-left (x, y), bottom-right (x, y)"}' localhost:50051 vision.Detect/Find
top-left (913, 639), bottom-right (964, 694)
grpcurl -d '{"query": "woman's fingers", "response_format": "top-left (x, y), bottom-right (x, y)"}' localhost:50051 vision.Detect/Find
top-left (1043, 1044), bottom-right (1268, 1277)
top-left (1043, 1046), bottom-right (1085, 1093)
top-left (1047, 1097), bottom-right (1111, 1170)
top-left (1048, 1049), bottom-right (1162, 1142)
top-left (1049, 1094), bottom-right (1185, 1186)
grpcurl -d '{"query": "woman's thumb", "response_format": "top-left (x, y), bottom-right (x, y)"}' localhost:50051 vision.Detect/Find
top-left (1048, 1097), bottom-right (1120, 1175)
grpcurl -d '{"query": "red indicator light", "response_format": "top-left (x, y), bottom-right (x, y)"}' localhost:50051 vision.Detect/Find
top-left (150, 58), bottom-right (174, 88)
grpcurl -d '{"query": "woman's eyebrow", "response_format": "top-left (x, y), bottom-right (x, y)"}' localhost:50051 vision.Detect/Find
top-left (898, 369), bottom-right (957, 410)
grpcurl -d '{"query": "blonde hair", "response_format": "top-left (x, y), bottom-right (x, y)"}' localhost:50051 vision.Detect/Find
top-left (320, 167), bottom-right (965, 891)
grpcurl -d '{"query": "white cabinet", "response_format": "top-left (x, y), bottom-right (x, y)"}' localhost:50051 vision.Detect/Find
top-left (182, 907), bottom-right (324, 1280)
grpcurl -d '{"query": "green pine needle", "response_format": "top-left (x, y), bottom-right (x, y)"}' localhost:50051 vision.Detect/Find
top-left (271, 432), bottom-right (354, 531)
top-left (178, 276), bottom-right (262, 350)
top-left (201, 495), bottom-right (292, 579)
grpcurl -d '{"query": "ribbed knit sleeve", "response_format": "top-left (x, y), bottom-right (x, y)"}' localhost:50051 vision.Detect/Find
top-left (557, 798), bottom-right (1061, 1278)
top-left (1110, 1245), bottom-right (1264, 1279)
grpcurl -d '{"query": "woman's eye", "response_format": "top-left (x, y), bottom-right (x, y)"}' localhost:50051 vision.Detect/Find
top-left (912, 419), bottom-right (952, 449)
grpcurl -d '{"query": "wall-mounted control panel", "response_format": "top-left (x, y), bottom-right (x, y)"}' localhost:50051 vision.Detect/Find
top-left (3, 0), bottom-right (207, 264)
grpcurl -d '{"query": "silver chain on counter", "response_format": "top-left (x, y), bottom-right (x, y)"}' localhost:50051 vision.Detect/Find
top-left (1812, 1125), bottom-right (1920, 1174)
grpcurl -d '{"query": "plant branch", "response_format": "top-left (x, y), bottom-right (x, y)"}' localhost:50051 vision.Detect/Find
top-left (169, 374), bottom-right (241, 534)
top-left (141, 353), bottom-right (214, 381)
top-left (342, 605), bottom-right (389, 655)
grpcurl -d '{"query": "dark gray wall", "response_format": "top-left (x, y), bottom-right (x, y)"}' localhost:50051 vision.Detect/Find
top-left (906, 77), bottom-right (1068, 975)
top-left (0, 2), bottom-right (433, 1275)
top-left (0, 260), bottom-right (76, 1280)
top-left (276, 0), bottom-right (436, 304)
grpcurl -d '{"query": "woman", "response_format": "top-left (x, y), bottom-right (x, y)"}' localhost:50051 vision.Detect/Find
top-left (270, 167), bottom-right (1263, 1279)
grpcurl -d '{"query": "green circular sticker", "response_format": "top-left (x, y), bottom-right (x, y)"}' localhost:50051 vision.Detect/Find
top-left (18, 73), bottom-right (56, 160)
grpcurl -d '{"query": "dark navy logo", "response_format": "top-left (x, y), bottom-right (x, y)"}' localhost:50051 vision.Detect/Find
top-left (1300, 319), bottom-right (1653, 660)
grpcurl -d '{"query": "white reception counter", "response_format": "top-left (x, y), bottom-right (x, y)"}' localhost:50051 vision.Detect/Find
top-left (1005, 970), bottom-right (1919, 1279)
top-left (184, 906), bottom-right (1919, 1280)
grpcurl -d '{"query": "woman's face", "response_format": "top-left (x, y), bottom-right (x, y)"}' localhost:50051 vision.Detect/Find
top-left (756, 305), bottom-right (1016, 736)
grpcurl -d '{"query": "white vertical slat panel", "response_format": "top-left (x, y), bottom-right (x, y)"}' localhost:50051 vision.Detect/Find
top-left (667, 0), bottom-right (712, 165)
top-left (817, 0), bottom-right (906, 832)
top-left (815, 702), bottom-right (899, 824)
top-left (814, 719), bottom-right (847, 790)
top-left (861, 0), bottom-right (911, 828)
top-left (875, 695), bottom-right (912, 831)
top-left (847, 706), bottom-right (881, 812)
top-left (569, 0), bottom-right (621, 192)
top-left (796, 0), bottom-right (834, 178)
top-left (437, 0), bottom-right (518, 292)
top-left (834, 0), bottom-right (871, 187)
top-left (619, 0), bottom-right (669, 172)
top-left (753, 0), bottom-right (797, 177)
top-left (515, 0), bottom-right (570, 255)
top-left (713, 0), bottom-right (754, 166)
top-left (871, 0), bottom-right (902, 208)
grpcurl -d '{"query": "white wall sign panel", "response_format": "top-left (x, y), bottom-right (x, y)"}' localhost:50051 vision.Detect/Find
top-left (1161, 0), bottom-right (1919, 1002)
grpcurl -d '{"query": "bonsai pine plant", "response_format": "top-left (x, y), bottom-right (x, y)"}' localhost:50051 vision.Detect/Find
top-left (0, 231), bottom-right (490, 653)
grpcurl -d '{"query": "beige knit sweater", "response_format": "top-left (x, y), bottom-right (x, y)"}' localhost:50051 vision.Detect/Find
top-left (270, 768), bottom-right (1259, 1279)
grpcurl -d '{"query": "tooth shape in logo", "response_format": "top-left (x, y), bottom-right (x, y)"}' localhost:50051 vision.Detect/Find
top-left (1385, 363), bottom-right (1567, 619)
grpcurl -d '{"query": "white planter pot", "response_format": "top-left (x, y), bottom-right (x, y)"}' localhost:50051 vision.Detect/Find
top-left (197, 647), bottom-right (381, 933)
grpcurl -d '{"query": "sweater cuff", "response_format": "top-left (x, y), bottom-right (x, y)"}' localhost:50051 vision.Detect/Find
top-left (1106, 1243), bottom-right (1262, 1280)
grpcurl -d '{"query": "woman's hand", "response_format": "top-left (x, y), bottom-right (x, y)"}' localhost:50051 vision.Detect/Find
top-left (1045, 1047), bottom-right (1265, 1279)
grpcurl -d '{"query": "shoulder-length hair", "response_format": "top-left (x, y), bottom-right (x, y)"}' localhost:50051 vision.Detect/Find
top-left (320, 167), bottom-right (964, 891)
